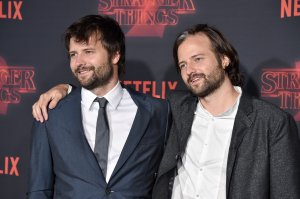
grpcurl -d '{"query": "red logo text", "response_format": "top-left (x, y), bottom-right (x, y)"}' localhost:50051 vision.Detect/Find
top-left (281, 0), bottom-right (300, 18)
top-left (122, 80), bottom-right (178, 99)
top-left (0, 1), bottom-right (23, 20)
top-left (261, 62), bottom-right (300, 121)
top-left (98, 0), bottom-right (196, 37)
top-left (0, 156), bottom-right (20, 177)
top-left (0, 57), bottom-right (36, 115)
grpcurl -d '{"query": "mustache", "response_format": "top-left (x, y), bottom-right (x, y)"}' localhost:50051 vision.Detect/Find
top-left (75, 65), bottom-right (94, 74)
top-left (187, 73), bottom-right (206, 83)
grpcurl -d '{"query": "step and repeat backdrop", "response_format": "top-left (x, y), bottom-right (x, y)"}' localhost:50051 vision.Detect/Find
top-left (0, 0), bottom-right (300, 198)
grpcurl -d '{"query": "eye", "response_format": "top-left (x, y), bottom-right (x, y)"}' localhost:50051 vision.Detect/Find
top-left (179, 63), bottom-right (187, 70)
top-left (69, 53), bottom-right (76, 59)
top-left (193, 56), bottom-right (202, 63)
top-left (85, 50), bottom-right (94, 54)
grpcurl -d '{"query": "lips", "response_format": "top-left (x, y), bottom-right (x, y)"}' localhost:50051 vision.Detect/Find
top-left (76, 66), bottom-right (93, 74)
top-left (77, 69), bottom-right (90, 76)
top-left (188, 73), bottom-right (206, 84)
top-left (74, 67), bottom-right (94, 81)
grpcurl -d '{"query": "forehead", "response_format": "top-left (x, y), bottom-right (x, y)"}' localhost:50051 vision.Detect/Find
top-left (69, 34), bottom-right (101, 49)
top-left (178, 33), bottom-right (213, 58)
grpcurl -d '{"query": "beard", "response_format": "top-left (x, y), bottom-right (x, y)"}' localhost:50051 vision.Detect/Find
top-left (186, 65), bottom-right (225, 98)
top-left (73, 62), bottom-right (114, 90)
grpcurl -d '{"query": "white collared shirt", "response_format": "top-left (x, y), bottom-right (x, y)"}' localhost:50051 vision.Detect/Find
top-left (81, 82), bottom-right (137, 182)
top-left (172, 87), bottom-right (242, 199)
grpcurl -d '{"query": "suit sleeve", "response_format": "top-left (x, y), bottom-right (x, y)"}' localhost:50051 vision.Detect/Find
top-left (270, 114), bottom-right (300, 198)
top-left (27, 121), bottom-right (54, 199)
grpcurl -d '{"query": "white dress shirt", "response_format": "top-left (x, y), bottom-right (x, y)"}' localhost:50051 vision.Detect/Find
top-left (172, 87), bottom-right (242, 199)
top-left (81, 82), bottom-right (137, 182)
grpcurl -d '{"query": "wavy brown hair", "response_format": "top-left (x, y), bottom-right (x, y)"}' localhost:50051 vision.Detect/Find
top-left (173, 24), bottom-right (244, 86)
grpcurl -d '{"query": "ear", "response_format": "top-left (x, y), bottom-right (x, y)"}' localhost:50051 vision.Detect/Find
top-left (221, 55), bottom-right (230, 69)
top-left (111, 52), bottom-right (120, 65)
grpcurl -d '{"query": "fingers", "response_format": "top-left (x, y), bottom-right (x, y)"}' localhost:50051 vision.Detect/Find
top-left (48, 97), bottom-right (59, 109)
top-left (41, 103), bottom-right (49, 121)
top-left (31, 84), bottom-right (69, 122)
top-left (32, 102), bottom-right (44, 122)
top-left (32, 93), bottom-right (51, 122)
top-left (48, 84), bottom-right (68, 109)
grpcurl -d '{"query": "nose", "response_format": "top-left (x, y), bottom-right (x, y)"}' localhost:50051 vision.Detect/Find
top-left (73, 54), bottom-right (86, 67)
top-left (185, 61), bottom-right (196, 75)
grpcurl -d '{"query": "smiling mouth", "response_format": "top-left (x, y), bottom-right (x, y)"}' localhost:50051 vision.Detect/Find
top-left (77, 69), bottom-right (90, 74)
top-left (188, 73), bottom-right (206, 84)
top-left (189, 78), bottom-right (204, 86)
top-left (76, 67), bottom-right (93, 75)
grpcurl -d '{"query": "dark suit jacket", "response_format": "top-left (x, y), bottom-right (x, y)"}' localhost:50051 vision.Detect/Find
top-left (27, 86), bottom-right (171, 199)
top-left (153, 90), bottom-right (300, 199)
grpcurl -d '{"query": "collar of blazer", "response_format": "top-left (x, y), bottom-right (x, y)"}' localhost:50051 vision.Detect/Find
top-left (226, 93), bottom-right (254, 195)
top-left (110, 84), bottom-right (154, 181)
top-left (156, 91), bottom-right (198, 176)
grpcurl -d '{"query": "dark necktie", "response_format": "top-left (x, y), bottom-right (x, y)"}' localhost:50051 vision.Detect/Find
top-left (94, 97), bottom-right (109, 177)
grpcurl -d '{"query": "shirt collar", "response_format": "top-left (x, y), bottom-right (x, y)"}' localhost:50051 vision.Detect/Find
top-left (81, 81), bottom-right (124, 110)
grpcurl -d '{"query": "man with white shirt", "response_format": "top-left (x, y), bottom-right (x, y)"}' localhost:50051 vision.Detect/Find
top-left (152, 24), bottom-right (300, 199)
top-left (27, 15), bottom-right (170, 199)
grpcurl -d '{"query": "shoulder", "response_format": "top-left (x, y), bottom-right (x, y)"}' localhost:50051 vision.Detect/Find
top-left (240, 93), bottom-right (293, 125)
top-left (48, 87), bottom-right (81, 115)
top-left (168, 90), bottom-right (192, 100)
top-left (244, 94), bottom-right (288, 115)
top-left (125, 85), bottom-right (168, 106)
top-left (167, 90), bottom-right (197, 108)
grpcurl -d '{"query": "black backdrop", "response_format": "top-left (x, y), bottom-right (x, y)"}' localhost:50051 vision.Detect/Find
top-left (1, 0), bottom-right (300, 198)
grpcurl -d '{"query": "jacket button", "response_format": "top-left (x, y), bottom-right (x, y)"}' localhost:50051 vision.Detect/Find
top-left (105, 187), bottom-right (111, 195)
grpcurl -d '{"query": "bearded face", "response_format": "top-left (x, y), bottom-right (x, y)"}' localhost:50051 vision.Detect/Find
top-left (69, 36), bottom-right (115, 90)
top-left (185, 64), bottom-right (225, 97)
top-left (177, 34), bottom-right (227, 97)
top-left (73, 62), bottom-right (113, 90)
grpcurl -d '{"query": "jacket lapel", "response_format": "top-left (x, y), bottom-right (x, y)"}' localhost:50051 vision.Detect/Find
top-left (226, 94), bottom-right (254, 195)
top-left (109, 87), bottom-right (151, 180)
top-left (178, 96), bottom-right (198, 156)
top-left (63, 88), bottom-right (104, 183)
top-left (157, 93), bottom-right (197, 177)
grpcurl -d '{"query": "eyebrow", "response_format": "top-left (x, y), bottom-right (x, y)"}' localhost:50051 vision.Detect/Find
top-left (178, 53), bottom-right (205, 64)
top-left (69, 47), bottom-right (95, 53)
top-left (178, 60), bottom-right (186, 66)
top-left (82, 47), bottom-right (96, 51)
top-left (190, 53), bottom-right (205, 58)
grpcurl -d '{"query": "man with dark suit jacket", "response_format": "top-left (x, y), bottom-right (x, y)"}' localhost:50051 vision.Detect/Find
top-left (152, 24), bottom-right (300, 199)
top-left (27, 15), bottom-right (170, 199)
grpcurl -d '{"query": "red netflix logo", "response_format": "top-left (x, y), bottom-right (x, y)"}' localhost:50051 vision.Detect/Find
top-left (0, 156), bottom-right (20, 177)
top-left (281, 0), bottom-right (300, 18)
top-left (261, 61), bottom-right (300, 121)
top-left (122, 80), bottom-right (178, 99)
top-left (0, 1), bottom-right (23, 20)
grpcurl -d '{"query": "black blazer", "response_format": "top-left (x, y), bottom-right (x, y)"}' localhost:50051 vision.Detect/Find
top-left (153, 90), bottom-right (300, 199)
top-left (28, 86), bottom-right (171, 199)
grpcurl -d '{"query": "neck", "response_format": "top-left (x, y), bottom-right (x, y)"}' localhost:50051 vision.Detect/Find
top-left (199, 78), bottom-right (239, 116)
top-left (92, 79), bottom-right (119, 97)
